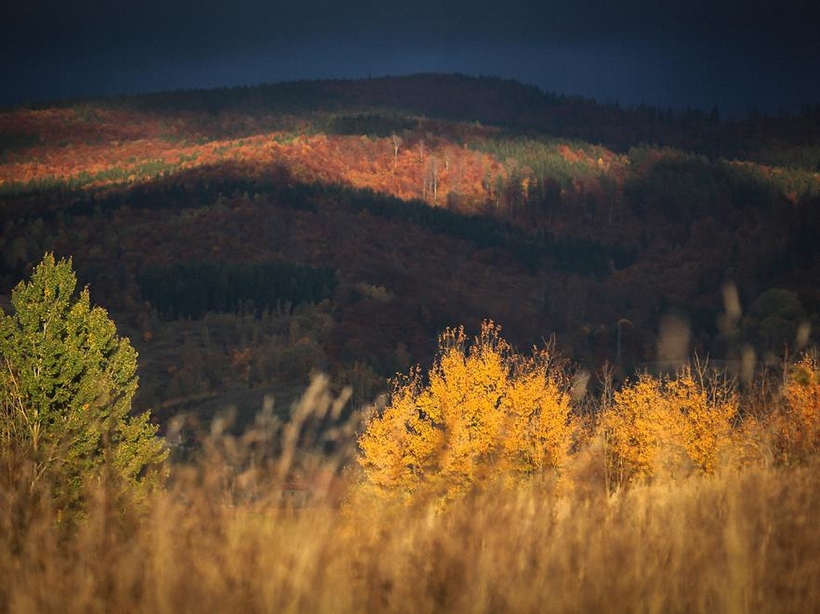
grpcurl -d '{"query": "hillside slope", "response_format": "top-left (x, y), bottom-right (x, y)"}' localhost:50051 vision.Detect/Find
top-left (1, 74), bottom-right (819, 423)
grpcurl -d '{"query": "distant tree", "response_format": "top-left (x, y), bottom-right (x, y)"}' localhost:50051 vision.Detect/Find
top-left (743, 288), bottom-right (807, 353)
top-left (391, 133), bottom-right (403, 172)
top-left (425, 156), bottom-right (439, 203)
top-left (0, 254), bottom-right (167, 517)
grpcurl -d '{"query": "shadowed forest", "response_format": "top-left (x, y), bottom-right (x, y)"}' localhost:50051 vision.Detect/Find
top-left (2, 74), bottom-right (820, 612)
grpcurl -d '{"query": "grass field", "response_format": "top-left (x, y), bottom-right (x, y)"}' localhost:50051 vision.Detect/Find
top-left (3, 364), bottom-right (820, 614)
top-left (3, 458), bottom-right (820, 613)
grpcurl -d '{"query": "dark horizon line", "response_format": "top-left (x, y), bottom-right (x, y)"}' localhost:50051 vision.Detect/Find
top-left (3, 71), bottom-right (819, 121)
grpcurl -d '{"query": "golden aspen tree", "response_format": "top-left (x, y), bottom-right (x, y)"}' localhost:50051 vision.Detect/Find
top-left (358, 321), bottom-right (574, 501)
top-left (603, 367), bottom-right (736, 484)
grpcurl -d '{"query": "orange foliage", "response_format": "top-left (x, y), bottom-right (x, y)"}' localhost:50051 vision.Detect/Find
top-left (357, 321), bottom-right (575, 502)
top-left (771, 355), bottom-right (820, 463)
top-left (0, 108), bottom-right (506, 212)
top-left (603, 367), bottom-right (737, 484)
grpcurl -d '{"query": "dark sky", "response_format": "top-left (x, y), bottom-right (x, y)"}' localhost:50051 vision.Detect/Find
top-left (2, 0), bottom-right (819, 114)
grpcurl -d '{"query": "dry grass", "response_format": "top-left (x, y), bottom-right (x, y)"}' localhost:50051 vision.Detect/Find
top-left (3, 373), bottom-right (820, 613)
top-left (3, 463), bottom-right (820, 613)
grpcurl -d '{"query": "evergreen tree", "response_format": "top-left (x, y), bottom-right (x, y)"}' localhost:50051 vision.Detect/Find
top-left (0, 254), bottom-right (166, 515)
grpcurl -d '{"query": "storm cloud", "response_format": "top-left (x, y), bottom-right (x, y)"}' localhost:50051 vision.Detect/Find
top-left (2, 0), bottom-right (818, 113)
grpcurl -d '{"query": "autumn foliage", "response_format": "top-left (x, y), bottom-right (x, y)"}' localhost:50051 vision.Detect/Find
top-left (769, 355), bottom-right (820, 463)
top-left (358, 322), bottom-right (574, 500)
top-left (356, 317), bottom-right (820, 501)
top-left (602, 367), bottom-right (737, 483)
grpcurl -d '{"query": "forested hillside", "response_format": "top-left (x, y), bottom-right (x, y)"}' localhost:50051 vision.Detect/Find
top-left (2, 74), bottom-right (819, 423)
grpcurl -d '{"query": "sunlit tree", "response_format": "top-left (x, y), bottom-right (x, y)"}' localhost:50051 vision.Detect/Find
top-left (603, 367), bottom-right (736, 484)
top-left (358, 321), bottom-right (574, 501)
top-left (769, 355), bottom-right (820, 463)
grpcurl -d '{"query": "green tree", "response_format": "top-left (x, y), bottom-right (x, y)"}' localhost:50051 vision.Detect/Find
top-left (744, 288), bottom-right (807, 353)
top-left (0, 254), bottom-right (166, 515)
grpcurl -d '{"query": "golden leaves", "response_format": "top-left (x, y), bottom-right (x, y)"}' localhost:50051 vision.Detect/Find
top-left (603, 367), bottom-right (737, 483)
top-left (769, 355), bottom-right (820, 463)
top-left (360, 317), bottom-right (820, 499)
top-left (358, 321), bottom-right (574, 501)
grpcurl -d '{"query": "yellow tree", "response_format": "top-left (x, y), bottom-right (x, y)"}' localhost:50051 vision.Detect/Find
top-left (603, 367), bottom-right (736, 485)
top-left (772, 355), bottom-right (820, 463)
top-left (358, 322), bottom-right (574, 501)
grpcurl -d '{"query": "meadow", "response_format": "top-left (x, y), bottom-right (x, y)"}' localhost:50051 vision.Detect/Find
top-left (3, 342), bottom-right (820, 613)
top-left (5, 459), bottom-right (820, 613)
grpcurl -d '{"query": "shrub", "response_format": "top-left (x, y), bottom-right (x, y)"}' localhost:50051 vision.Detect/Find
top-left (770, 355), bottom-right (820, 463)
